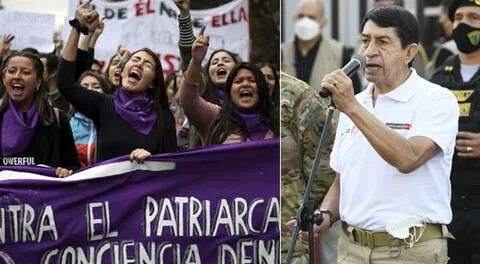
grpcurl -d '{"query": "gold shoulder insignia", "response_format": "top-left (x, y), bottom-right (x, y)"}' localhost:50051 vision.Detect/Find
top-left (452, 90), bottom-right (475, 102)
top-left (444, 65), bottom-right (454, 71)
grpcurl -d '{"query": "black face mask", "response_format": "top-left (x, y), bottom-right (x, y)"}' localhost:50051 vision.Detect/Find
top-left (453, 22), bottom-right (480, 54)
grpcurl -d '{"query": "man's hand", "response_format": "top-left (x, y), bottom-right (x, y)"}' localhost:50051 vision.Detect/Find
top-left (298, 212), bottom-right (331, 244)
top-left (456, 131), bottom-right (480, 158)
top-left (0, 34), bottom-right (14, 56)
top-left (320, 69), bottom-right (359, 114)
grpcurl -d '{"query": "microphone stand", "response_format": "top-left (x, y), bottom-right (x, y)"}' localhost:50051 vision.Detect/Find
top-left (284, 99), bottom-right (336, 264)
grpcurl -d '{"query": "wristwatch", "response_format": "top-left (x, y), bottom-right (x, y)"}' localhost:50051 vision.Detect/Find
top-left (319, 209), bottom-right (334, 227)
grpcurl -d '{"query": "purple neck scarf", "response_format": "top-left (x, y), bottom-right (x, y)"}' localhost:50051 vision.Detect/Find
top-left (114, 88), bottom-right (156, 135)
top-left (2, 99), bottom-right (39, 156)
top-left (216, 89), bottom-right (226, 104)
top-left (236, 108), bottom-right (269, 141)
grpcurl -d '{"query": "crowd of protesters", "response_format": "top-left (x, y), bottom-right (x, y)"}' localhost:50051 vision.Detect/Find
top-left (0, 0), bottom-right (280, 176)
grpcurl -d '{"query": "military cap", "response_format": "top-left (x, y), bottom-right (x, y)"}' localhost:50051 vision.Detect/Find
top-left (449, 0), bottom-right (480, 21)
top-left (374, 0), bottom-right (404, 7)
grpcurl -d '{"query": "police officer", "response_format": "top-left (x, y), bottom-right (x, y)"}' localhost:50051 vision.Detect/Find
top-left (281, 72), bottom-right (340, 264)
top-left (430, 0), bottom-right (480, 263)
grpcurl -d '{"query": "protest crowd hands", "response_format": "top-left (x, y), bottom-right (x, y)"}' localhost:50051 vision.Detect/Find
top-left (0, 34), bottom-right (14, 56)
top-left (191, 26), bottom-right (209, 64)
top-left (89, 18), bottom-right (105, 48)
top-left (75, 0), bottom-right (100, 33)
top-left (456, 131), bottom-right (480, 158)
top-left (56, 167), bottom-right (73, 178)
top-left (116, 44), bottom-right (131, 62)
top-left (173, 0), bottom-right (190, 18)
top-left (93, 18), bottom-right (105, 37)
top-left (130, 148), bottom-right (152, 164)
top-left (54, 39), bottom-right (63, 55)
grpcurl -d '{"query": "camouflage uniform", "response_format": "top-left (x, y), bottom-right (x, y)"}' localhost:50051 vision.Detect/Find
top-left (281, 72), bottom-right (337, 262)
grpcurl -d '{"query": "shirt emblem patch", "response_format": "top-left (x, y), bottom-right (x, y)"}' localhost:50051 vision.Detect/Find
top-left (386, 123), bottom-right (411, 130)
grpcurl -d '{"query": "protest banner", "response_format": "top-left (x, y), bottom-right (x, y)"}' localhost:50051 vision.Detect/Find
top-left (64, 0), bottom-right (250, 73)
top-left (0, 10), bottom-right (55, 53)
top-left (0, 139), bottom-right (279, 263)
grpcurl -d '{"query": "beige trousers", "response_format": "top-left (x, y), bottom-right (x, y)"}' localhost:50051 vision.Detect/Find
top-left (337, 231), bottom-right (449, 264)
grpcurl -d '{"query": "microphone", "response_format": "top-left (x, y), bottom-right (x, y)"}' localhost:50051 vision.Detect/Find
top-left (319, 54), bottom-right (366, 98)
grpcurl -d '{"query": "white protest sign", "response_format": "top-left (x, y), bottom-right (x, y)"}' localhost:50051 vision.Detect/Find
top-left (64, 0), bottom-right (249, 73)
top-left (0, 10), bottom-right (55, 53)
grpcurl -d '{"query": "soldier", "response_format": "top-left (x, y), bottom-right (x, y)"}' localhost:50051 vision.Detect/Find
top-left (281, 72), bottom-right (340, 263)
top-left (430, 0), bottom-right (480, 263)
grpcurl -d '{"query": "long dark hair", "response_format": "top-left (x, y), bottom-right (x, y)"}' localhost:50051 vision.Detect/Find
top-left (105, 54), bottom-right (120, 92)
top-left (202, 49), bottom-right (240, 105)
top-left (207, 62), bottom-right (276, 145)
top-left (165, 70), bottom-right (180, 100)
top-left (256, 62), bottom-right (280, 133)
top-left (0, 52), bottom-right (54, 126)
top-left (119, 48), bottom-right (173, 153)
top-left (256, 62), bottom-right (279, 103)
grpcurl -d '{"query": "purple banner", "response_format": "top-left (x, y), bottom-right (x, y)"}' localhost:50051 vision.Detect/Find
top-left (0, 139), bottom-right (279, 264)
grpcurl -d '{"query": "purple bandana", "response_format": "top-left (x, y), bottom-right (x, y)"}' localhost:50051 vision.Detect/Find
top-left (2, 99), bottom-right (39, 156)
top-left (236, 108), bottom-right (269, 141)
top-left (113, 88), bottom-right (156, 135)
top-left (216, 88), bottom-right (226, 104)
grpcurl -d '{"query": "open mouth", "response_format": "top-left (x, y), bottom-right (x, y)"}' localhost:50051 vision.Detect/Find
top-left (239, 90), bottom-right (253, 99)
top-left (366, 62), bottom-right (382, 71)
top-left (12, 83), bottom-right (25, 89)
top-left (112, 69), bottom-right (122, 84)
top-left (216, 68), bottom-right (227, 79)
top-left (114, 68), bottom-right (122, 77)
top-left (11, 83), bottom-right (25, 95)
top-left (127, 68), bottom-right (142, 84)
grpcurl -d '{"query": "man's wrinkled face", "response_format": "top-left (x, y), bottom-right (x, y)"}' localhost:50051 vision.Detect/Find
top-left (360, 20), bottom-right (414, 86)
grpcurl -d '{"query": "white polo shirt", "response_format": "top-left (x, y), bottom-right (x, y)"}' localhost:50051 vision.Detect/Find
top-left (330, 69), bottom-right (459, 231)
